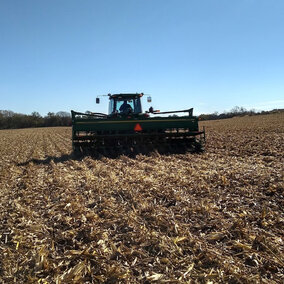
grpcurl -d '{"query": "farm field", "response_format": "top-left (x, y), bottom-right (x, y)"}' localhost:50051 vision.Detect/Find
top-left (0, 113), bottom-right (283, 283)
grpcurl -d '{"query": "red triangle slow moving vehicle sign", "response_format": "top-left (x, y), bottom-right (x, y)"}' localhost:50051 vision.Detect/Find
top-left (134, 123), bottom-right (142, 132)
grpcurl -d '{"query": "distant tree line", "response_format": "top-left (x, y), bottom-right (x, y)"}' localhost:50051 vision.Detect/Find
top-left (0, 110), bottom-right (71, 129)
top-left (1, 107), bottom-right (283, 129)
top-left (198, 106), bottom-right (284, 121)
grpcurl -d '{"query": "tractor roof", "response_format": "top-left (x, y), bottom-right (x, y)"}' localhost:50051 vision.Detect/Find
top-left (109, 93), bottom-right (144, 99)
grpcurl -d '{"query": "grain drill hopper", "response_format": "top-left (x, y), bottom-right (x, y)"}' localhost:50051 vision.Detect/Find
top-left (71, 93), bottom-right (205, 155)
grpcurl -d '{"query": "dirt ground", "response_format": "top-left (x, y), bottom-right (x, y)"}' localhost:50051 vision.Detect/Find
top-left (0, 113), bottom-right (283, 283)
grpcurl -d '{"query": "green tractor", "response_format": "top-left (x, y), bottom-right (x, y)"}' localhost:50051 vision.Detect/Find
top-left (71, 93), bottom-right (205, 155)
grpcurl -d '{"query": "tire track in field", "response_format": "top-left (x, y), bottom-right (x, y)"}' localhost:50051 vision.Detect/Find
top-left (42, 130), bottom-right (50, 158)
top-left (42, 133), bottom-right (60, 157)
top-left (56, 129), bottom-right (71, 143)
top-left (48, 133), bottom-right (67, 158)
top-left (23, 132), bottom-right (40, 163)
top-left (33, 133), bottom-right (48, 160)
top-left (53, 132), bottom-right (72, 154)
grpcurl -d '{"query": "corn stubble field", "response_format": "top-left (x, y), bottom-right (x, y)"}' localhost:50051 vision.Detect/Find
top-left (0, 113), bottom-right (283, 283)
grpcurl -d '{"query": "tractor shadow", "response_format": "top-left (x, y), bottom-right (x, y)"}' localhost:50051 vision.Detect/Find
top-left (16, 151), bottom-right (134, 166)
top-left (17, 145), bottom-right (202, 166)
top-left (17, 153), bottom-right (81, 166)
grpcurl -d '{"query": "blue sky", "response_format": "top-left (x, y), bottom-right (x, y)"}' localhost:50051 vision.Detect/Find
top-left (0, 0), bottom-right (283, 115)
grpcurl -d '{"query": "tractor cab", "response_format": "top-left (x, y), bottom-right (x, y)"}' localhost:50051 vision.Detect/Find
top-left (108, 93), bottom-right (144, 116)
